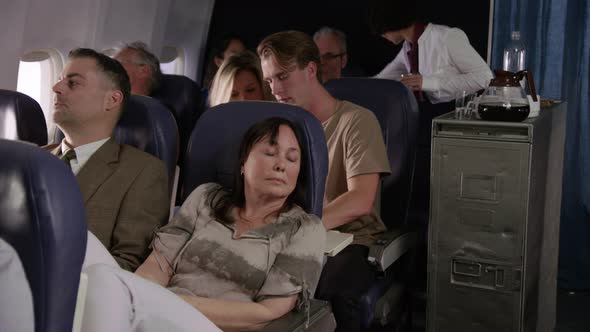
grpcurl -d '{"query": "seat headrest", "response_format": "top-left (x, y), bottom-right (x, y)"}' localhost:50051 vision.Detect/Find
top-left (325, 78), bottom-right (419, 226)
top-left (151, 75), bottom-right (202, 112)
top-left (151, 75), bottom-right (204, 152)
top-left (0, 90), bottom-right (47, 145)
top-left (115, 96), bottom-right (179, 187)
top-left (182, 101), bottom-right (328, 216)
top-left (0, 139), bottom-right (87, 332)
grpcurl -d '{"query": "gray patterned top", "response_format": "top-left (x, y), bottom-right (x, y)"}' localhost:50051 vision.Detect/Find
top-left (153, 183), bottom-right (326, 309)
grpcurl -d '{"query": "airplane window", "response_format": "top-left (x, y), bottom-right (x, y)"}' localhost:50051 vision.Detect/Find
top-left (160, 46), bottom-right (184, 75)
top-left (16, 49), bottom-right (63, 136)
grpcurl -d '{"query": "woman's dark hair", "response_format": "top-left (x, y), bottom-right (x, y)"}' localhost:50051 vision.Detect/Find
top-left (202, 33), bottom-right (247, 88)
top-left (366, 0), bottom-right (420, 35)
top-left (208, 117), bottom-right (308, 224)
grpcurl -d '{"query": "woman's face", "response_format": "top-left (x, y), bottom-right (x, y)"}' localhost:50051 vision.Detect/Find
top-left (242, 125), bottom-right (301, 201)
top-left (230, 70), bottom-right (265, 102)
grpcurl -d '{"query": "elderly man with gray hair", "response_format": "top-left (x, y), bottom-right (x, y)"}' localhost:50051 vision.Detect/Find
top-left (313, 26), bottom-right (348, 82)
top-left (114, 41), bottom-right (163, 96)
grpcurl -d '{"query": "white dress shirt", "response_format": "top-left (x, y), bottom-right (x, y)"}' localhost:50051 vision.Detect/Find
top-left (60, 137), bottom-right (110, 175)
top-left (375, 23), bottom-right (493, 104)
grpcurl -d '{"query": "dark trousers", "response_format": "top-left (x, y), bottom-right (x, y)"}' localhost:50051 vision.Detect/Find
top-left (315, 245), bottom-right (377, 332)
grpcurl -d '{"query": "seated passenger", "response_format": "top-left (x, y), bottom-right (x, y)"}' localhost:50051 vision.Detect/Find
top-left (202, 34), bottom-right (247, 89)
top-left (113, 41), bottom-right (163, 96)
top-left (258, 31), bottom-right (390, 332)
top-left (44, 48), bottom-right (169, 271)
top-left (82, 117), bottom-right (326, 332)
top-left (208, 51), bottom-right (272, 107)
top-left (313, 26), bottom-right (348, 82)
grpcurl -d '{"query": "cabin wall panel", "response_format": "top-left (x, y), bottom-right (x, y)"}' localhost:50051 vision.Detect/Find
top-left (163, 0), bottom-right (214, 81)
top-left (95, 0), bottom-right (171, 55)
top-left (0, 0), bottom-right (30, 90)
top-left (22, 0), bottom-right (96, 57)
top-left (1, 0), bottom-right (214, 89)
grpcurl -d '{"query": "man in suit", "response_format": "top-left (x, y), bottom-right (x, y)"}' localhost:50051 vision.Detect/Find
top-left (45, 48), bottom-right (168, 271)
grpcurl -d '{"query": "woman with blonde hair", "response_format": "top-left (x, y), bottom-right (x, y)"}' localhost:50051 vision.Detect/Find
top-left (208, 51), bottom-right (273, 107)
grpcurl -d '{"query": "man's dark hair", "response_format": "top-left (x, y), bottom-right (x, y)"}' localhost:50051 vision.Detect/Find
top-left (208, 117), bottom-right (309, 223)
top-left (68, 48), bottom-right (131, 111)
top-left (367, 0), bottom-right (420, 35)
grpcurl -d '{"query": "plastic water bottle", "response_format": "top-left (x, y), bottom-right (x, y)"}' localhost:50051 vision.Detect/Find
top-left (502, 31), bottom-right (526, 73)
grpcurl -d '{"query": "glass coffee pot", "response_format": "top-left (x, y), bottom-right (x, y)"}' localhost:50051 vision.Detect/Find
top-left (478, 70), bottom-right (538, 122)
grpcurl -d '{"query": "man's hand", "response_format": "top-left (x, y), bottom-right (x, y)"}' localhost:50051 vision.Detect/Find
top-left (322, 173), bottom-right (379, 230)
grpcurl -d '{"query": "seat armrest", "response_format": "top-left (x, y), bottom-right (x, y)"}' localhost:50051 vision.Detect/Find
top-left (72, 272), bottom-right (88, 332)
top-left (262, 299), bottom-right (336, 332)
top-left (368, 228), bottom-right (416, 272)
top-left (169, 165), bottom-right (180, 222)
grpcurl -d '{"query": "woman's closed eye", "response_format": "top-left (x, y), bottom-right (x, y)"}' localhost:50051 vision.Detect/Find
top-left (286, 151), bottom-right (300, 163)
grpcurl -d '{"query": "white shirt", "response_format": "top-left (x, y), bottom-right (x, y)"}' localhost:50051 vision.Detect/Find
top-left (375, 23), bottom-right (493, 104)
top-left (60, 137), bottom-right (110, 175)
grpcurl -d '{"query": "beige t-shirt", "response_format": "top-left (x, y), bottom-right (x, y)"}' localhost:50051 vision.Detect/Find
top-left (322, 100), bottom-right (391, 246)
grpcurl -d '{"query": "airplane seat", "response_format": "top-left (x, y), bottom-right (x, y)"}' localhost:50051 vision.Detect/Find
top-left (53, 95), bottom-right (180, 199)
top-left (341, 63), bottom-right (367, 77)
top-left (325, 78), bottom-right (420, 330)
top-left (113, 95), bottom-right (179, 198)
top-left (0, 139), bottom-right (87, 332)
top-left (181, 101), bottom-right (335, 331)
top-left (150, 74), bottom-right (204, 164)
top-left (0, 89), bottom-right (48, 145)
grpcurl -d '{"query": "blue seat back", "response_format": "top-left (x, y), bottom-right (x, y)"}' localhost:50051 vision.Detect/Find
top-left (53, 95), bottom-right (179, 195)
top-left (114, 96), bottom-right (179, 191)
top-left (151, 74), bottom-right (204, 160)
top-left (0, 90), bottom-right (48, 145)
top-left (182, 101), bottom-right (328, 216)
top-left (325, 78), bottom-right (419, 228)
top-left (0, 139), bottom-right (87, 332)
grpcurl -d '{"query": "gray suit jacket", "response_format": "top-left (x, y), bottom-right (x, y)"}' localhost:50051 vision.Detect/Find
top-left (44, 138), bottom-right (169, 271)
